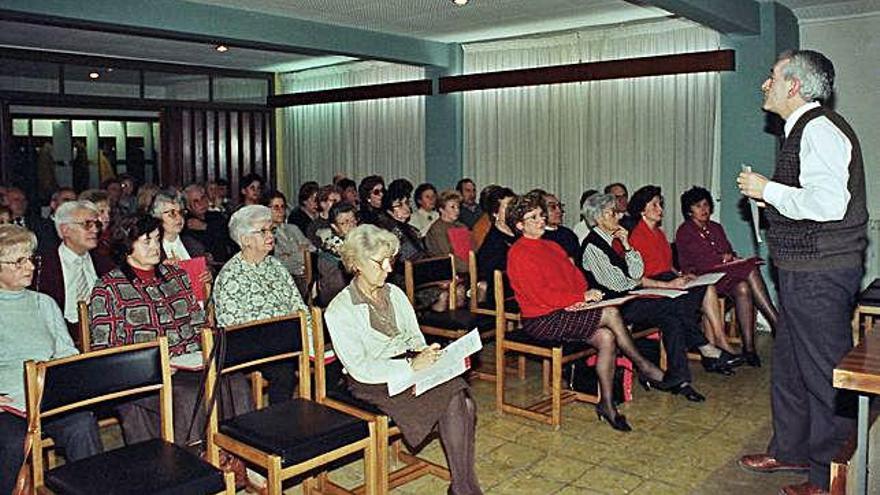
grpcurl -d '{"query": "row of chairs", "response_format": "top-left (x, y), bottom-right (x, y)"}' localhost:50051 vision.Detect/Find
top-left (25, 309), bottom-right (451, 494)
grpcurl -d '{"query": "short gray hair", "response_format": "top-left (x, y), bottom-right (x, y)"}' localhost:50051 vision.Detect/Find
top-left (779, 50), bottom-right (835, 103)
top-left (149, 192), bottom-right (183, 219)
top-left (339, 224), bottom-right (399, 274)
top-left (0, 224), bottom-right (37, 259)
top-left (581, 193), bottom-right (616, 227)
top-left (228, 205), bottom-right (272, 246)
top-left (54, 200), bottom-right (98, 237)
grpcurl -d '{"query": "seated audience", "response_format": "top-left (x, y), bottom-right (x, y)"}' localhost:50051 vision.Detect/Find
top-left (101, 178), bottom-right (122, 211)
top-left (627, 185), bottom-right (740, 365)
top-left (471, 184), bottom-right (500, 249)
top-left (0, 205), bottom-right (11, 224)
top-left (573, 189), bottom-right (599, 244)
top-left (267, 191), bottom-right (314, 297)
top-left (206, 178), bottom-right (231, 215)
top-left (0, 225), bottom-right (102, 494)
top-left (151, 192), bottom-right (207, 266)
top-left (337, 177), bottom-right (359, 207)
top-left (89, 215), bottom-right (211, 444)
top-left (182, 183), bottom-right (236, 267)
top-left (409, 182), bottom-right (439, 237)
top-left (675, 186), bottom-right (778, 367)
top-left (213, 205), bottom-right (310, 404)
top-left (325, 225), bottom-right (482, 495)
top-left (377, 180), bottom-right (426, 273)
top-left (538, 190), bottom-right (580, 259)
top-left (79, 189), bottom-right (113, 256)
top-left (38, 187), bottom-right (78, 247)
top-left (287, 181), bottom-right (320, 234)
top-left (475, 186), bottom-right (516, 308)
top-left (605, 182), bottom-right (633, 229)
top-left (505, 193), bottom-right (666, 429)
top-left (580, 193), bottom-right (728, 401)
top-left (456, 178), bottom-right (482, 228)
top-left (5, 187), bottom-right (54, 250)
top-left (238, 172), bottom-right (264, 208)
top-left (136, 183), bottom-right (160, 214)
top-left (316, 203), bottom-right (358, 306)
top-left (117, 173), bottom-right (138, 215)
top-left (357, 175), bottom-right (385, 225)
top-left (425, 190), bottom-right (472, 274)
top-left (305, 184), bottom-right (342, 246)
top-left (35, 200), bottom-right (115, 345)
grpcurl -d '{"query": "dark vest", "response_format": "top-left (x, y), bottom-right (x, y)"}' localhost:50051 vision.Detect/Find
top-left (579, 230), bottom-right (631, 299)
top-left (765, 106), bottom-right (867, 271)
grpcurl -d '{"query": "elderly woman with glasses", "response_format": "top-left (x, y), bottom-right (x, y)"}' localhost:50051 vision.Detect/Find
top-left (506, 192), bottom-right (666, 430)
top-left (88, 214), bottom-right (211, 445)
top-left (213, 205), bottom-right (311, 405)
top-left (266, 190), bottom-right (314, 298)
top-left (325, 224), bottom-right (482, 495)
top-left (0, 225), bottom-right (103, 494)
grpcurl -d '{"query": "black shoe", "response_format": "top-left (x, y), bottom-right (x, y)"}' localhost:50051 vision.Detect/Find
top-left (596, 404), bottom-right (632, 432)
top-left (742, 351), bottom-right (762, 368)
top-left (638, 373), bottom-right (665, 392)
top-left (720, 350), bottom-right (745, 368)
top-left (668, 382), bottom-right (706, 402)
top-left (702, 356), bottom-right (735, 376)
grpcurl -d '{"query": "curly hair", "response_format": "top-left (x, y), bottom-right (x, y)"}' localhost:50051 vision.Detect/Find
top-left (680, 186), bottom-right (714, 219)
top-left (109, 214), bottom-right (165, 282)
top-left (626, 185), bottom-right (663, 221)
top-left (505, 191), bottom-right (546, 233)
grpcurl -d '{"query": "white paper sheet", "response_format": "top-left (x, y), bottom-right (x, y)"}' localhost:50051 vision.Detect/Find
top-left (387, 328), bottom-right (483, 397)
top-left (630, 288), bottom-right (687, 299)
top-left (742, 164), bottom-right (764, 243)
top-left (170, 352), bottom-right (204, 371)
top-left (682, 272), bottom-right (726, 289)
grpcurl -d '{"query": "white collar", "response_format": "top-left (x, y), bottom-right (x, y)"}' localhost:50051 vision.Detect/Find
top-left (59, 242), bottom-right (89, 264)
top-left (784, 101), bottom-right (821, 137)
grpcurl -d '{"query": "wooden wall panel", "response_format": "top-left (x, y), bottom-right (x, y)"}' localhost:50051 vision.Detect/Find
top-left (160, 107), bottom-right (273, 195)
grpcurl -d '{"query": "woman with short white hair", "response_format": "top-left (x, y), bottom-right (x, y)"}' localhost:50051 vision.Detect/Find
top-left (213, 205), bottom-right (310, 405)
top-left (0, 225), bottom-right (102, 493)
top-left (325, 224), bottom-right (482, 495)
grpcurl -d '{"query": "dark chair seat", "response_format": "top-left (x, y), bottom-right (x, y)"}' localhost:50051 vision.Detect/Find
top-left (45, 439), bottom-right (225, 495)
top-left (418, 308), bottom-right (479, 330)
top-left (475, 298), bottom-right (521, 315)
top-left (327, 389), bottom-right (397, 428)
top-left (505, 330), bottom-right (594, 356)
top-left (219, 398), bottom-right (369, 467)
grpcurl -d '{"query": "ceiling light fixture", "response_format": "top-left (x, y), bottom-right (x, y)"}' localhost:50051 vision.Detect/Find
top-left (88, 72), bottom-right (100, 80)
top-left (215, 44), bottom-right (229, 53)
top-left (452, 0), bottom-right (468, 5)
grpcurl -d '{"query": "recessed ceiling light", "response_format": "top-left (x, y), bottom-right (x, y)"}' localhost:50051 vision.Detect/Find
top-left (452, 0), bottom-right (468, 5)
top-left (88, 72), bottom-right (100, 79)
top-left (215, 44), bottom-right (229, 53)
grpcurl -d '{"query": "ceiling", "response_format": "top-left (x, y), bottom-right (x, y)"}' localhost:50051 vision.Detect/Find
top-left (0, 0), bottom-right (874, 74)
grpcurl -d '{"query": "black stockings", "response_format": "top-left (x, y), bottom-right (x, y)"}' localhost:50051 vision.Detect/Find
top-left (438, 391), bottom-right (482, 495)
top-left (732, 269), bottom-right (779, 353)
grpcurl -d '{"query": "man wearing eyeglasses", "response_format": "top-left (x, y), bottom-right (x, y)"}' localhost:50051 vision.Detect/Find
top-left (34, 200), bottom-right (115, 347)
top-left (537, 191), bottom-right (581, 260)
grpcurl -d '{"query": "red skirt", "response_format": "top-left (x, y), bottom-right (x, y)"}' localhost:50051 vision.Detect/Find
top-left (701, 257), bottom-right (761, 296)
top-left (521, 307), bottom-right (602, 343)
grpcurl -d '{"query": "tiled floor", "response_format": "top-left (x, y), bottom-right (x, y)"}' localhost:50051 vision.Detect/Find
top-left (289, 333), bottom-right (810, 494)
top-left (96, 332), bottom-right (809, 494)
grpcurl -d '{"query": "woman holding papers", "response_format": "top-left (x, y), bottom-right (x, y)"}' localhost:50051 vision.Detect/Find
top-left (506, 193), bottom-right (666, 430)
top-left (325, 224), bottom-right (482, 495)
top-left (580, 193), bottom-right (732, 402)
top-left (626, 186), bottom-right (742, 368)
top-left (88, 214), bottom-right (212, 445)
top-left (676, 186), bottom-right (778, 367)
top-left (0, 224), bottom-right (102, 494)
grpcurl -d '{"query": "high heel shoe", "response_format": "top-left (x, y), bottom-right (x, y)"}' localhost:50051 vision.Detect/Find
top-left (638, 373), bottom-right (665, 392)
top-left (701, 356), bottom-right (735, 376)
top-left (720, 350), bottom-right (745, 368)
top-left (596, 404), bottom-right (632, 432)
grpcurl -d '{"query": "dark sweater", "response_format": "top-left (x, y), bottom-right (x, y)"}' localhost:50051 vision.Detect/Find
top-left (765, 106), bottom-right (867, 271)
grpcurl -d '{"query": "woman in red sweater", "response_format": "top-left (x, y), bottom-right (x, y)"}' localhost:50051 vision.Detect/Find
top-left (506, 192), bottom-right (665, 432)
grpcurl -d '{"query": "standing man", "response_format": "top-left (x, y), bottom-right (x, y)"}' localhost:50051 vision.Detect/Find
top-left (737, 50), bottom-right (867, 495)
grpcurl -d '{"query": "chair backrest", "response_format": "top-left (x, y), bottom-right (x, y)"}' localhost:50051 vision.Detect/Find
top-left (25, 339), bottom-right (173, 485)
top-left (404, 255), bottom-right (456, 307)
top-left (77, 301), bottom-right (90, 353)
top-left (468, 251), bottom-right (480, 313)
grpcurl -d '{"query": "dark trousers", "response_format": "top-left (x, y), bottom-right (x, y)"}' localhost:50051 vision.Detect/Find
top-left (0, 411), bottom-right (103, 494)
top-left (622, 297), bottom-right (707, 385)
top-left (768, 266), bottom-right (861, 490)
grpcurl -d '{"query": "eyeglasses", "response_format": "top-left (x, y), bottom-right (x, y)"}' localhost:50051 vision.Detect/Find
top-left (162, 209), bottom-right (183, 218)
top-left (0, 254), bottom-right (41, 269)
top-left (70, 219), bottom-right (103, 231)
top-left (252, 227), bottom-right (277, 237)
top-left (391, 199), bottom-right (410, 209)
top-left (547, 202), bottom-right (565, 211)
top-left (523, 213), bottom-right (547, 223)
top-left (371, 188), bottom-right (384, 197)
top-left (369, 255), bottom-right (398, 269)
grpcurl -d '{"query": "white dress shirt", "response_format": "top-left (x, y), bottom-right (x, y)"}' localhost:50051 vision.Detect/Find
top-left (581, 227), bottom-right (645, 293)
top-left (572, 219), bottom-right (590, 245)
top-left (59, 243), bottom-right (98, 323)
top-left (163, 236), bottom-right (191, 261)
top-left (763, 101), bottom-right (853, 222)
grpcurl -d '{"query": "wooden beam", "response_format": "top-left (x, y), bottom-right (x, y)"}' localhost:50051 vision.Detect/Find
top-left (269, 80), bottom-right (433, 108)
top-left (439, 49), bottom-right (735, 94)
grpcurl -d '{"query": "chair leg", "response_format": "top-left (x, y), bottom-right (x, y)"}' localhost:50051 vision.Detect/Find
top-left (496, 343), bottom-right (506, 414)
top-left (517, 355), bottom-right (526, 380)
top-left (363, 430), bottom-right (378, 495)
top-left (266, 456), bottom-right (283, 495)
top-left (223, 471), bottom-right (236, 495)
top-left (375, 419), bottom-right (390, 494)
top-left (551, 348), bottom-right (563, 429)
top-left (542, 360), bottom-right (551, 396)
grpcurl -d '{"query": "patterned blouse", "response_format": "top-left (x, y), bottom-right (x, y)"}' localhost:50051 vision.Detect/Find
top-left (89, 265), bottom-right (206, 356)
top-left (213, 252), bottom-right (309, 329)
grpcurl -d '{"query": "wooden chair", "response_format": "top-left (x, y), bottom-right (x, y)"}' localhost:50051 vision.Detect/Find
top-left (310, 307), bottom-right (450, 494)
top-left (202, 312), bottom-right (378, 495)
top-left (467, 250), bottom-right (525, 381)
top-left (302, 245), bottom-right (318, 306)
top-left (25, 337), bottom-right (234, 494)
top-left (403, 254), bottom-right (485, 342)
